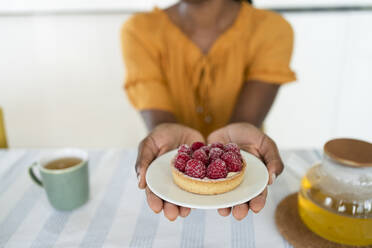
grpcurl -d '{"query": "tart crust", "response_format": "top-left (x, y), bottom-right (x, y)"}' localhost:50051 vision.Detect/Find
top-left (171, 158), bottom-right (246, 195)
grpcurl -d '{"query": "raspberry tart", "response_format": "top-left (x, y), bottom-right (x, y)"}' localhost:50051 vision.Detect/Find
top-left (171, 142), bottom-right (246, 195)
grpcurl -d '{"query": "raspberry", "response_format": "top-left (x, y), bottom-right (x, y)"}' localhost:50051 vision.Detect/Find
top-left (200, 145), bottom-right (210, 155)
top-left (185, 159), bottom-right (206, 178)
top-left (191, 142), bottom-right (205, 151)
top-left (224, 143), bottom-right (240, 155)
top-left (221, 151), bottom-right (242, 172)
top-left (210, 142), bottom-right (224, 150)
top-left (209, 147), bottom-right (224, 161)
top-left (178, 144), bottom-right (192, 155)
top-left (206, 159), bottom-right (228, 179)
top-left (174, 152), bottom-right (191, 172)
top-left (192, 148), bottom-right (209, 164)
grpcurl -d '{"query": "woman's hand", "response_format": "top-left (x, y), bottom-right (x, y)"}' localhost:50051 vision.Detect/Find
top-left (207, 122), bottom-right (283, 220)
top-left (136, 123), bottom-right (204, 221)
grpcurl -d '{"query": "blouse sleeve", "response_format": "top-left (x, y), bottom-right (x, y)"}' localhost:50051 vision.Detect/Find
top-left (121, 20), bottom-right (174, 113)
top-left (245, 14), bottom-right (296, 84)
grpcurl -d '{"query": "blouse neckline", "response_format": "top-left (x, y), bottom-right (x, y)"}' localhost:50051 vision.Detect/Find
top-left (155, 2), bottom-right (250, 59)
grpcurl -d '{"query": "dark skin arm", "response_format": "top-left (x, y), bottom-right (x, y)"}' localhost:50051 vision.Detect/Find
top-left (141, 110), bottom-right (177, 131)
top-left (230, 80), bottom-right (280, 127)
top-left (141, 79), bottom-right (279, 131)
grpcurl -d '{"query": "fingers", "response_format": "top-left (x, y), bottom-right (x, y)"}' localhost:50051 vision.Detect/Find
top-left (249, 188), bottom-right (268, 213)
top-left (207, 128), bottom-right (231, 144)
top-left (145, 186), bottom-right (163, 213)
top-left (179, 207), bottom-right (191, 218)
top-left (163, 202), bottom-right (180, 221)
top-left (211, 123), bottom-right (283, 184)
top-left (239, 144), bottom-right (261, 159)
top-left (218, 207), bottom-right (232, 217)
top-left (136, 124), bottom-right (206, 190)
top-left (219, 188), bottom-right (268, 220)
top-left (182, 128), bottom-right (206, 146)
top-left (259, 136), bottom-right (284, 185)
top-left (218, 203), bottom-right (249, 221)
top-left (145, 186), bottom-right (191, 221)
top-left (269, 173), bottom-right (276, 185)
top-left (158, 123), bottom-right (205, 149)
top-left (218, 188), bottom-right (268, 221)
top-left (232, 203), bottom-right (249, 221)
top-left (135, 137), bottom-right (159, 189)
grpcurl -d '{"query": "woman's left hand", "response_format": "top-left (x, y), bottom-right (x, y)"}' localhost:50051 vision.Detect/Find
top-left (207, 122), bottom-right (284, 220)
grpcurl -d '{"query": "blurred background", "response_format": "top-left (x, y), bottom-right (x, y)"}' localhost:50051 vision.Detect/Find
top-left (0, 0), bottom-right (371, 149)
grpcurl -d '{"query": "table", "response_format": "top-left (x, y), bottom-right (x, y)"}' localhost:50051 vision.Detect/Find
top-left (0, 149), bottom-right (322, 248)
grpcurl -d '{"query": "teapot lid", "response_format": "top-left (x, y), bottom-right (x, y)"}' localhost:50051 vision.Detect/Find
top-left (324, 138), bottom-right (372, 168)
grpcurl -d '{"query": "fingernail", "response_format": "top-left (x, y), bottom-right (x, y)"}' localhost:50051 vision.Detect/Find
top-left (138, 182), bottom-right (145, 189)
top-left (270, 173), bottom-right (276, 185)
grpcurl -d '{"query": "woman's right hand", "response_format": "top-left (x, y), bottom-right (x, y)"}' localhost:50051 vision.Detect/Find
top-left (135, 123), bottom-right (204, 221)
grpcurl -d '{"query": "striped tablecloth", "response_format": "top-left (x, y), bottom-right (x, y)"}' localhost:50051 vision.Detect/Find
top-left (0, 148), bottom-right (321, 248)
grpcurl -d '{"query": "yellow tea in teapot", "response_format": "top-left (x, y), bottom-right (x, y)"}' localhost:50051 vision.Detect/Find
top-left (298, 139), bottom-right (372, 246)
top-left (299, 166), bottom-right (372, 246)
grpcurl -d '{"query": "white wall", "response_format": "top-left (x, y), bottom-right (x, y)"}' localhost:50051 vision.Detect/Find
top-left (1, 0), bottom-right (369, 13)
top-left (266, 12), bottom-right (372, 148)
top-left (1, 10), bottom-right (372, 149)
top-left (0, 0), bottom-right (176, 12)
top-left (0, 14), bottom-right (147, 148)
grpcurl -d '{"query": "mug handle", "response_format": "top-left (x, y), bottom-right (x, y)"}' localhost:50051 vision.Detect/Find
top-left (28, 162), bottom-right (43, 187)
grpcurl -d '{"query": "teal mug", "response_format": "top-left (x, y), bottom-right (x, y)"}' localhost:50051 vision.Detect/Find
top-left (29, 149), bottom-right (90, 211)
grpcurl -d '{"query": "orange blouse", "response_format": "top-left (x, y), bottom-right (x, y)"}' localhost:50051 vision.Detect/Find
top-left (121, 2), bottom-right (296, 136)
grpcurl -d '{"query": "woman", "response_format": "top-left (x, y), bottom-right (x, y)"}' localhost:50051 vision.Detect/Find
top-left (121, 0), bottom-right (295, 221)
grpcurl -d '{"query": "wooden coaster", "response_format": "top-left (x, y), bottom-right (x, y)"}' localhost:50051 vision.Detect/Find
top-left (275, 193), bottom-right (372, 248)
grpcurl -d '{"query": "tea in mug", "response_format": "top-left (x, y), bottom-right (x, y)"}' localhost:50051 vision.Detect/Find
top-left (44, 157), bottom-right (82, 170)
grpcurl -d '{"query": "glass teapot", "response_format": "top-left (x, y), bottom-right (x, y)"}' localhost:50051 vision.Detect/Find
top-left (298, 138), bottom-right (372, 246)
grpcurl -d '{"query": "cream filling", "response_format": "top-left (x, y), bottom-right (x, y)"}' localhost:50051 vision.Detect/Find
top-left (227, 172), bottom-right (239, 178)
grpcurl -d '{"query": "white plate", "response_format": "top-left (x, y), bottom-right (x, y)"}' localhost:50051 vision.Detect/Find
top-left (146, 149), bottom-right (269, 209)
